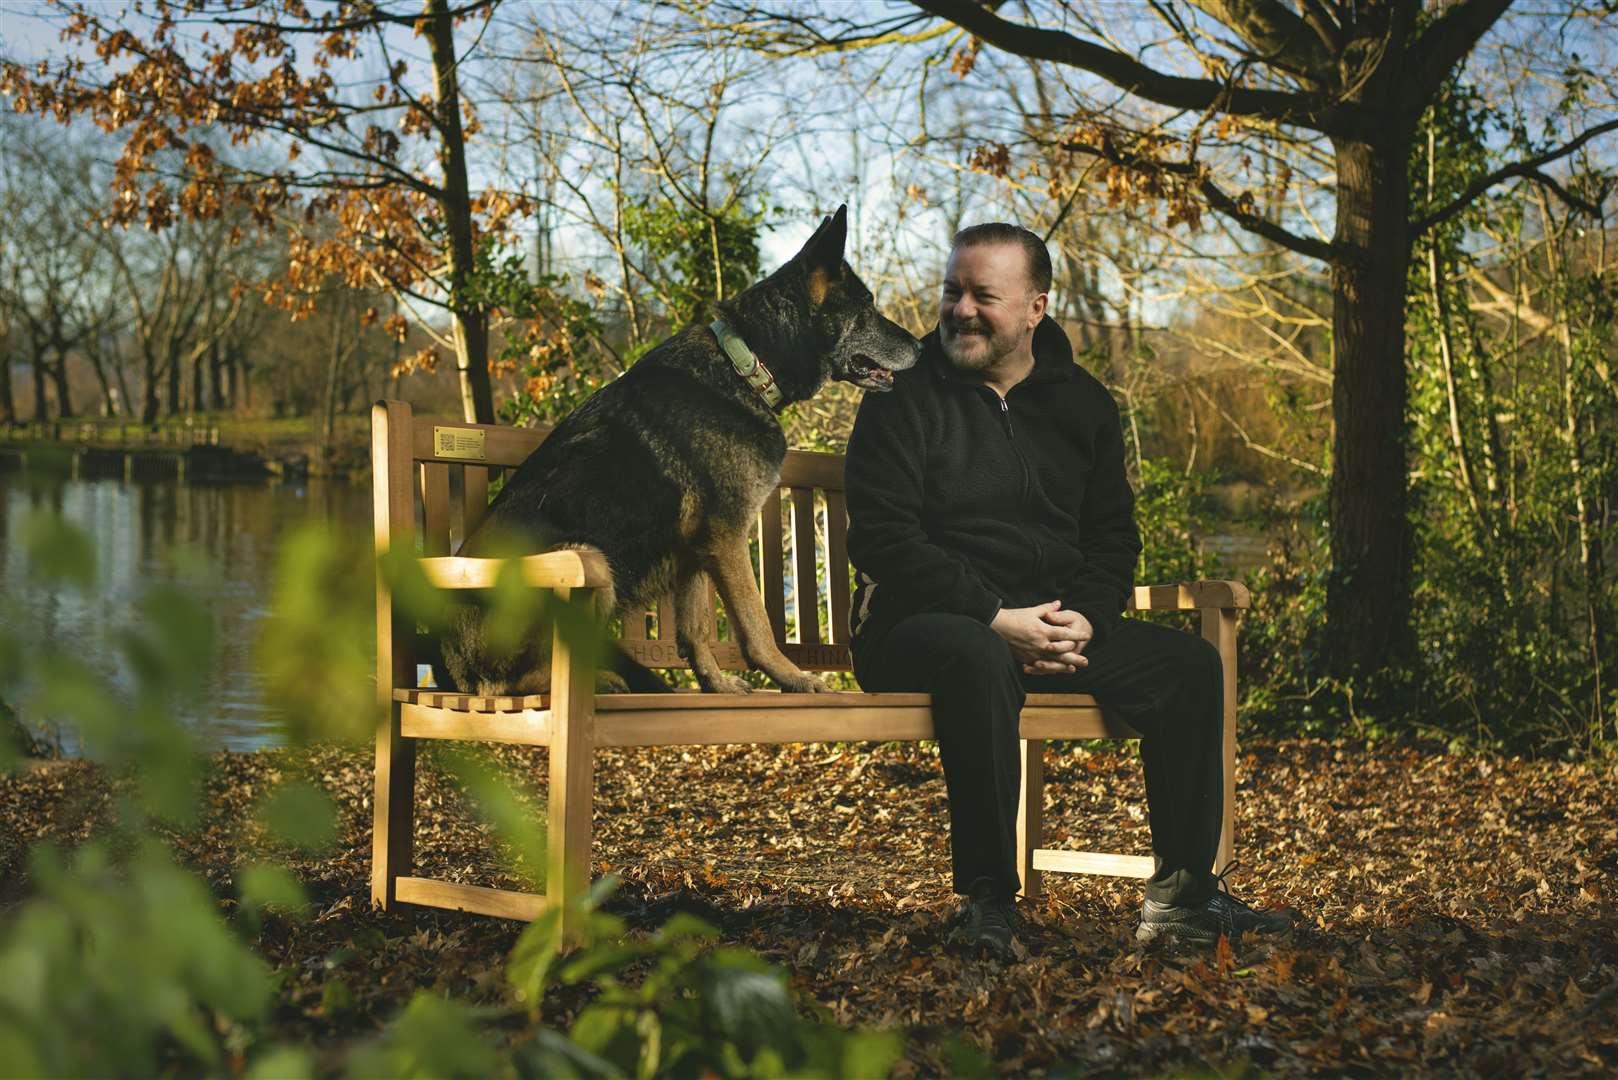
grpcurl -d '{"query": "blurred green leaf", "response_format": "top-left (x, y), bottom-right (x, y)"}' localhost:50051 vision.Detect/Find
top-left (20, 511), bottom-right (95, 590)
top-left (441, 747), bottom-right (547, 888)
top-left (347, 991), bottom-right (504, 1080)
top-left (507, 906), bottom-right (565, 1010)
top-left (654, 912), bottom-right (719, 945)
top-left (124, 583), bottom-right (216, 704)
top-left (698, 961), bottom-right (796, 1061)
top-left (239, 863), bottom-right (310, 921)
top-left (321, 979), bottom-right (357, 1017)
top-left (258, 524), bottom-right (378, 745)
top-left (247, 1045), bottom-right (315, 1080)
top-left (379, 547), bottom-right (452, 630)
top-left (258, 780), bottom-right (338, 852)
top-left (513, 1030), bottom-right (624, 1079)
top-left (569, 1001), bottom-right (641, 1071)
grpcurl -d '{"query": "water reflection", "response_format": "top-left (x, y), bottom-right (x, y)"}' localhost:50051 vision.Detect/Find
top-left (0, 466), bottom-right (371, 752)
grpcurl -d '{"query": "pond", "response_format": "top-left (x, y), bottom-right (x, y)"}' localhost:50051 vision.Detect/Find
top-left (1, 465), bottom-right (370, 752)
top-left (1, 464), bottom-right (1276, 754)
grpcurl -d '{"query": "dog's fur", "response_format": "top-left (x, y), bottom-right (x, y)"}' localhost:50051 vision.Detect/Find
top-left (438, 205), bottom-right (920, 695)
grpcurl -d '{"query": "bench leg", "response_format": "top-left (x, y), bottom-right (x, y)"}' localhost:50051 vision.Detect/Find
top-left (1016, 737), bottom-right (1044, 898)
top-left (371, 700), bottom-right (416, 908)
top-left (1202, 608), bottom-right (1237, 873)
top-left (548, 588), bottom-right (597, 945)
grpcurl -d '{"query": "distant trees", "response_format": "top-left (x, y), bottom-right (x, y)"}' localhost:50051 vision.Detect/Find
top-left (0, 114), bottom-right (401, 426)
top-left (2, 0), bottom-right (520, 423)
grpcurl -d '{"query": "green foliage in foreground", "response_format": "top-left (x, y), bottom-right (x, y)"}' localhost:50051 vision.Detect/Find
top-left (0, 511), bottom-right (915, 1078)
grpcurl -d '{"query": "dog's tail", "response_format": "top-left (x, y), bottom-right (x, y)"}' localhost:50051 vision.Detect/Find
top-left (608, 643), bottom-right (673, 693)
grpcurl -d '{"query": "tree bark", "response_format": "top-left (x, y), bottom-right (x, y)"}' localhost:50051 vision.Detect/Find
top-left (31, 358), bottom-right (48, 422)
top-left (0, 355), bottom-right (14, 425)
top-left (423, 0), bottom-right (494, 424)
top-left (48, 357), bottom-right (73, 419)
top-left (209, 343), bottom-right (225, 411)
top-left (1326, 135), bottom-right (1416, 680)
top-left (166, 350), bottom-right (181, 416)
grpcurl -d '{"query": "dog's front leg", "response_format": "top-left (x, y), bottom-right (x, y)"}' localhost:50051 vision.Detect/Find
top-left (704, 536), bottom-right (830, 694)
top-left (673, 565), bottom-right (751, 694)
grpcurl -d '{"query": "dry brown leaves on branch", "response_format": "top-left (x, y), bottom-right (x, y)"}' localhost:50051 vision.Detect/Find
top-left (2, 739), bottom-right (1615, 1075)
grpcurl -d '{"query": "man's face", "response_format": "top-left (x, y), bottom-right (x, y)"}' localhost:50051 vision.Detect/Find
top-left (939, 242), bottom-right (1042, 373)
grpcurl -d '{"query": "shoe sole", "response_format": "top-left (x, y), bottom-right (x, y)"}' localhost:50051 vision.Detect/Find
top-left (1135, 920), bottom-right (1224, 947)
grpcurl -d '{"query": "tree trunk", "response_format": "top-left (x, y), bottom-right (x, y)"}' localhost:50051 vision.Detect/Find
top-left (31, 359), bottom-right (49, 422)
top-left (49, 359), bottom-right (73, 420)
top-left (322, 322), bottom-right (345, 467)
top-left (1325, 136), bottom-right (1416, 682)
top-left (141, 353), bottom-right (161, 424)
top-left (0, 356), bottom-right (14, 425)
top-left (191, 349), bottom-right (205, 417)
top-left (209, 343), bottom-right (226, 411)
top-left (166, 353), bottom-right (181, 416)
top-left (423, 0), bottom-right (494, 424)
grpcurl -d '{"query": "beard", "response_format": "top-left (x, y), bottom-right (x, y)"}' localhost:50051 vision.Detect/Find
top-left (940, 318), bottom-right (1020, 373)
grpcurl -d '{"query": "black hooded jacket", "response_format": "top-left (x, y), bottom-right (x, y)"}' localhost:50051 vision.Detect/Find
top-left (845, 316), bottom-right (1142, 657)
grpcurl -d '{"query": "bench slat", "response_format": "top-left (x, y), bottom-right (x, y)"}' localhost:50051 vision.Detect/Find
top-left (395, 876), bottom-right (547, 920)
top-left (401, 702), bottom-right (551, 744)
top-left (396, 688), bottom-right (1108, 711)
top-left (1030, 850), bottom-right (1154, 879)
top-left (419, 551), bottom-right (613, 589)
top-left (462, 465), bottom-right (490, 543)
top-left (420, 463), bottom-right (450, 557)
top-left (778, 450), bottom-right (843, 490)
top-left (790, 487), bottom-right (820, 644)
top-left (759, 493), bottom-right (787, 639)
top-left (824, 490), bottom-right (850, 643)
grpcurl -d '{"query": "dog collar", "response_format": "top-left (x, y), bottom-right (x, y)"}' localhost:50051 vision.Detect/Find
top-left (710, 318), bottom-right (783, 409)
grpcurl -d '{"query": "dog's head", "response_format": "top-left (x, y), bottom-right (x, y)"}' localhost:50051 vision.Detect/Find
top-left (724, 205), bottom-right (919, 400)
top-left (788, 205), bottom-right (921, 392)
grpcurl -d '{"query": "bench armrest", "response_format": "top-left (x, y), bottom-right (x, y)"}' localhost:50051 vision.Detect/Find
top-left (419, 551), bottom-right (613, 590)
top-left (1127, 580), bottom-right (1250, 611)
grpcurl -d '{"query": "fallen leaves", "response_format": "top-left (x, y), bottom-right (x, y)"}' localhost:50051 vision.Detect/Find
top-left (2, 737), bottom-right (1615, 1075)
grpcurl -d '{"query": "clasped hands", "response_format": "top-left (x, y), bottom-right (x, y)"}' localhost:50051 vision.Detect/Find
top-left (990, 600), bottom-right (1092, 676)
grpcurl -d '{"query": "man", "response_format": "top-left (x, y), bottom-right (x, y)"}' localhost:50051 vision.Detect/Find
top-left (845, 223), bottom-right (1290, 959)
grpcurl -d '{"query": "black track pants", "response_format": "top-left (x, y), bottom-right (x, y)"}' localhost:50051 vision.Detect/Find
top-left (852, 612), bottom-right (1225, 907)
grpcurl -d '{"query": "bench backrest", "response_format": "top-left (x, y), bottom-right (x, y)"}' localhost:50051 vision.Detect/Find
top-left (374, 401), bottom-right (853, 674)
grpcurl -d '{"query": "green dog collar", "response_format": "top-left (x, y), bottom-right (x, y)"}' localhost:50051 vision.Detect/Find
top-left (710, 318), bottom-right (783, 409)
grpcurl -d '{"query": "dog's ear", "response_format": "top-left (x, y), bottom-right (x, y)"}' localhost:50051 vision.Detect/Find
top-left (798, 204), bottom-right (848, 304)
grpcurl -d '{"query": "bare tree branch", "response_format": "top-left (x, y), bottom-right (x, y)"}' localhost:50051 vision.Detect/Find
top-left (911, 0), bottom-right (1359, 133)
top-left (1412, 117), bottom-right (1618, 236)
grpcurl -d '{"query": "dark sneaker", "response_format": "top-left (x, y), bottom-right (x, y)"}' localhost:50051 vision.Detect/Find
top-left (1136, 881), bottom-right (1294, 947)
top-left (947, 878), bottom-right (1024, 960)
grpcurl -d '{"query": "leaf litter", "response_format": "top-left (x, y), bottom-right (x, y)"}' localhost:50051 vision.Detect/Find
top-left (2, 738), bottom-right (1615, 1075)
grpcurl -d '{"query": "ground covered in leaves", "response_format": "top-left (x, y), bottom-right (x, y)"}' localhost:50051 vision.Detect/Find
top-left (4, 738), bottom-right (1616, 1076)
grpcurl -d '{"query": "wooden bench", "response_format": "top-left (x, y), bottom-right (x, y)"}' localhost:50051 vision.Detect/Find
top-left (371, 400), bottom-right (1251, 936)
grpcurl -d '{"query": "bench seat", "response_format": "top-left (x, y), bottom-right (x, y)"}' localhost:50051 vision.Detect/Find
top-left (394, 688), bottom-right (1142, 746)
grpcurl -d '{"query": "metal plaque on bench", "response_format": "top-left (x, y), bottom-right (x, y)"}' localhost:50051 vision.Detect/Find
top-left (433, 427), bottom-right (487, 461)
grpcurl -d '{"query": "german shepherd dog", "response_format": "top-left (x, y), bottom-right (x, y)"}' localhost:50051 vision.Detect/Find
top-left (438, 205), bottom-right (920, 695)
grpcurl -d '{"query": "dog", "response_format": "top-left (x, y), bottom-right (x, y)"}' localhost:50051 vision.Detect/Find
top-left (438, 204), bottom-right (920, 696)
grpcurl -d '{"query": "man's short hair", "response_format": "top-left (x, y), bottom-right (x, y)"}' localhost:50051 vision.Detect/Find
top-left (951, 222), bottom-right (1052, 295)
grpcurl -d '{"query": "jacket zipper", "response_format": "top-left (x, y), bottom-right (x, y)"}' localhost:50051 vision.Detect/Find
top-left (997, 393), bottom-right (1044, 574)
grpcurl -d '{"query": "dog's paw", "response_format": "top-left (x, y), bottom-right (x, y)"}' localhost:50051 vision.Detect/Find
top-left (776, 672), bottom-right (831, 694)
top-left (699, 672), bottom-right (754, 694)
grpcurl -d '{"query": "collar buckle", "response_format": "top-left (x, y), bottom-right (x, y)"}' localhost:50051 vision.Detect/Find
top-left (710, 318), bottom-right (783, 409)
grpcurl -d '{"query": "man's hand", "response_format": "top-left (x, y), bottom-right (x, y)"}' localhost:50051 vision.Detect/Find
top-left (990, 600), bottom-right (1091, 674)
